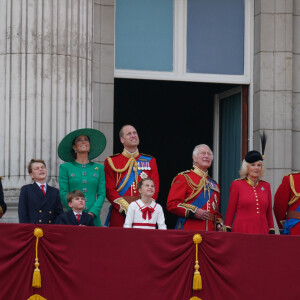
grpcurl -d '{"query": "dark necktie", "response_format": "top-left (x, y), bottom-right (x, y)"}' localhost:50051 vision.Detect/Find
top-left (41, 185), bottom-right (45, 195)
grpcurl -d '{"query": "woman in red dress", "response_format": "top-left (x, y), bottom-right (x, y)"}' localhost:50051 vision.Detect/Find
top-left (224, 151), bottom-right (275, 234)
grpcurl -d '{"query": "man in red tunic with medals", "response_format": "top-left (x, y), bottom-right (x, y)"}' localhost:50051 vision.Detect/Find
top-left (104, 125), bottom-right (159, 227)
top-left (166, 144), bottom-right (222, 231)
top-left (274, 172), bottom-right (300, 235)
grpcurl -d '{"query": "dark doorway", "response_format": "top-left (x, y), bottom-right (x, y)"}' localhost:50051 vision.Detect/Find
top-left (114, 78), bottom-right (236, 228)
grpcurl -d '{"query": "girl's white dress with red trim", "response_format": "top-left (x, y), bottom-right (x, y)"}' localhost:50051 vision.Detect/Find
top-left (124, 199), bottom-right (167, 229)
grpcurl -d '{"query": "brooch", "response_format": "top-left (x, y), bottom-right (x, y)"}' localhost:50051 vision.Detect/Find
top-left (95, 167), bottom-right (98, 170)
top-left (140, 171), bottom-right (148, 179)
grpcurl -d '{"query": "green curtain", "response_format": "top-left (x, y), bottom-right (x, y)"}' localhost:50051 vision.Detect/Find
top-left (219, 92), bottom-right (241, 217)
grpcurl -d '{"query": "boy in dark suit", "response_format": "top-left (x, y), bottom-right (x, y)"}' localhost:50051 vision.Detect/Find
top-left (18, 159), bottom-right (63, 224)
top-left (55, 190), bottom-right (94, 226)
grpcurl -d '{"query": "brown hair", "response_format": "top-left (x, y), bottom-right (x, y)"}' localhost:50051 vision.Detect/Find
top-left (27, 159), bottom-right (46, 174)
top-left (119, 124), bottom-right (136, 138)
top-left (71, 135), bottom-right (91, 159)
top-left (137, 178), bottom-right (154, 190)
top-left (67, 190), bottom-right (85, 203)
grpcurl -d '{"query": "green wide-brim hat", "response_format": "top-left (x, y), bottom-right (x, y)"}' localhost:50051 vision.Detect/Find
top-left (58, 128), bottom-right (106, 162)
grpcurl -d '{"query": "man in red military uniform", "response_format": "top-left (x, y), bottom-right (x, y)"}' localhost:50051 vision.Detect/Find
top-left (104, 125), bottom-right (159, 227)
top-left (167, 144), bottom-right (222, 231)
top-left (274, 172), bottom-right (300, 235)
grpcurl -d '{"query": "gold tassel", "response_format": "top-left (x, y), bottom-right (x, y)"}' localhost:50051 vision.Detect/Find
top-left (192, 234), bottom-right (203, 290)
top-left (190, 297), bottom-right (202, 300)
top-left (28, 294), bottom-right (47, 300)
top-left (32, 228), bottom-right (44, 288)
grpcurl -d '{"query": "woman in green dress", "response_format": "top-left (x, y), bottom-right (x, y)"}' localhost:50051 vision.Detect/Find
top-left (58, 128), bottom-right (106, 226)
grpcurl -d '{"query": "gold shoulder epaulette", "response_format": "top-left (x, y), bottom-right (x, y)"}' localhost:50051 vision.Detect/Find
top-left (171, 170), bottom-right (190, 185)
top-left (233, 178), bottom-right (244, 181)
top-left (109, 153), bottom-right (121, 158)
top-left (140, 153), bottom-right (154, 158)
top-left (0, 176), bottom-right (2, 180)
top-left (260, 179), bottom-right (269, 183)
top-left (178, 170), bottom-right (190, 176)
top-left (285, 171), bottom-right (300, 176)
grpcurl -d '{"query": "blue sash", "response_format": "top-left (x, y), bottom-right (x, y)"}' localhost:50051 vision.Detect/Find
top-left (104, 155), bottom-right (152, 226)
top-left (117, 155), bottom-right (152, 196)
top-left (282, 205), bottom-right (300, 235)
top-left (175, 180), bottom-right (212, 230)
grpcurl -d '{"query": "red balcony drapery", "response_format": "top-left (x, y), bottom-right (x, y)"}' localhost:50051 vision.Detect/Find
top-left (0, 223), bottom-right (299, 300)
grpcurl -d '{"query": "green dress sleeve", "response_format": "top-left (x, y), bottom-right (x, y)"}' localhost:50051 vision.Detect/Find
top-left (89, 164), bottom-right (106, 217)
top-left (58, 163), bottom-right (70, 210)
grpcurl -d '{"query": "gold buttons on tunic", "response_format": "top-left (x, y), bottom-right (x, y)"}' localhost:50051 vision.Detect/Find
top-left (39, 210), bottom-right (42, 213)
top-left (49, 211), bottom-right (52, 214)
top-left (253, 187), bottom-right (259, 213)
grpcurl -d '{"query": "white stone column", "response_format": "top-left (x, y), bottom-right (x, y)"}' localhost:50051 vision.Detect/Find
top-left (0, 0), bottom-right (94, 189)
top-left (93, 0), bottom-right (115, 223)
top-left (293, 0), bottom-right (300, 170)
top-left (253, 0), bottom-right (293, 194)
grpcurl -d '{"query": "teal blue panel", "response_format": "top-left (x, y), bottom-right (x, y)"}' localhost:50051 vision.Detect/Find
top-left (187, 0), bottom-right (244, 75)
top-left (219, 92), bottom-right (241, 218)
top-left (115, 0), bottom-right (173, 71)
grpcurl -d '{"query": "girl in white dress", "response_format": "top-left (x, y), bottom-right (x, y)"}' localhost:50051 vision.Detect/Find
top-left (124, 178), bottom-right (166, 229)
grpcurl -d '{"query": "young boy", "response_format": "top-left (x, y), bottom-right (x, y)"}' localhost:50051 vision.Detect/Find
top-left (124, 178), bottom-right (166, 229)
top-left (18, 159), bottom-right (63, 224)
top-left (55, 190), bottom-right (94, 226)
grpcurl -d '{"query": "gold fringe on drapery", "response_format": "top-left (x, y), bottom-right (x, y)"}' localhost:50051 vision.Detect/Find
top-left (32, 228), bottom-right (44, 288)
top-left (28, 294), bottom-right (47, 300)
top-left (190, 297), bottom-right (202, 300)
top-left (192, 234), bottom-right (203, 290)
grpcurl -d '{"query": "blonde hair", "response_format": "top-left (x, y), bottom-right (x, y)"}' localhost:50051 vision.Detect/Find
top-left (239, 159), bottom-right (265, 179)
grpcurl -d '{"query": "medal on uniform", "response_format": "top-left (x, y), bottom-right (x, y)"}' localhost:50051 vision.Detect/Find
top-left (212, 201), bottom-right (216, 210)
top-left (261, 187), bottom-right (265, 191)
top-left (140, 171), bottom-right (148, 179)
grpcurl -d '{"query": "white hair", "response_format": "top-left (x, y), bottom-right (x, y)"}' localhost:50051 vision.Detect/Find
top-left (192, 144), bottom-right (213, 160)
top-left (239, 159), bottom-right (265, 179)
